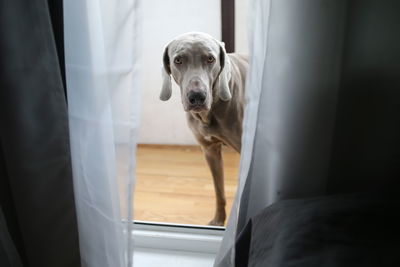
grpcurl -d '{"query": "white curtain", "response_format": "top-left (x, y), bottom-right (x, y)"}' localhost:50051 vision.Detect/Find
top-left (216, 0), bottom-right (400, 266)
top-left (64, 1), bottom-right (141, 266)
top-left (216, 0), bottom-right (347, 265)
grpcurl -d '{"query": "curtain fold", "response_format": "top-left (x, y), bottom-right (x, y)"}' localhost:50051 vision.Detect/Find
top-left (64, 0), bottom-right (141, 266)
top-left (216, 0), bottom-right (400, 266)
top-left (0, 1), bottom-right (81, 266)
top-left (0, 207), bottom-right (23, 267)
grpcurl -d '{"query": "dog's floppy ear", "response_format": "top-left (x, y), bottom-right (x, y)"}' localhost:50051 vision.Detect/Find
top-left (160, 45), bottom-right (172, 101)
top-left (217, 42), bottom-right (232, 101)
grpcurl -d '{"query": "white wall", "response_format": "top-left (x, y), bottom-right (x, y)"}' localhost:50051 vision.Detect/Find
top-left (235, 0), bottom-right (249, 55)
top-left (138, 0), bottom-right (249, 145)
top-left (138, 0), bottom-right (221, 145)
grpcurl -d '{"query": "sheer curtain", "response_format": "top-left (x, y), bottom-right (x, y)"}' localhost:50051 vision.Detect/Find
top-left (216, 0), bottom-right (400, 266)
top-left (64, 1), bottom-right (141, 266)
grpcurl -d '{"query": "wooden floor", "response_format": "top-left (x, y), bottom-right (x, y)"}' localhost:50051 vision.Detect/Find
top-left (134, 144), bottom-right (240, 225)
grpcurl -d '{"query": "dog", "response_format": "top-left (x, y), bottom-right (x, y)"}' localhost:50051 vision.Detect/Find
top-left (160, 32), bottom-right (248, 226)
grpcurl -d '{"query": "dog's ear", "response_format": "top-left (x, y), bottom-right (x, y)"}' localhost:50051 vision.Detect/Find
top-left (217, 42), bottom-right (232, 101)
top-left (160, 46), bottom-right (172, 101)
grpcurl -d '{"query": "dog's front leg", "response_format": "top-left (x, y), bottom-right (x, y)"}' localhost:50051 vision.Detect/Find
top-left (203, 142), bottom-right (226, 226)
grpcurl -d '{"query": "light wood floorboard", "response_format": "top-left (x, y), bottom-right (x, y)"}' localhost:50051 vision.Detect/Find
top-left (134, 144), bottom-right (240, 225)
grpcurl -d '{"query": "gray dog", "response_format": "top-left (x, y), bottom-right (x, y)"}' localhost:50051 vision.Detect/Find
top-left (160, 32), bottom-right (248, 226)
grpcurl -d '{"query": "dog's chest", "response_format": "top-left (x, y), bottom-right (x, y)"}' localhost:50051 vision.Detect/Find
top-left (189, 114), bottom-right (222, 136)
top-left (187, 113), bottom-right (240, 150)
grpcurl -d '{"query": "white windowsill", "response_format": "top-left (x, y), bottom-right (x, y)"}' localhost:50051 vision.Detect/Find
top-left (133, 221), bottom-right (224, 267)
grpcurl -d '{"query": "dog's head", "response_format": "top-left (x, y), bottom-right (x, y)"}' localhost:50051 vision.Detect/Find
top-left (160, 32), bottom-right (231, 112)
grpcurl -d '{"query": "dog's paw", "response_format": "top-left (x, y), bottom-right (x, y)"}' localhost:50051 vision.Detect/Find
top-left (208, 218), bottom-right (225, 226)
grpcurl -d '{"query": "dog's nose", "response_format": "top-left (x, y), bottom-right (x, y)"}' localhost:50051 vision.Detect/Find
top-left (188, 91), bottom-right (206, 105)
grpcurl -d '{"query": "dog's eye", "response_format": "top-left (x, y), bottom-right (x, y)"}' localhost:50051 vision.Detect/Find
top-left (207, 56), bottom-right (215, 64)
top-left (174, 57), bottom-right (182, 65)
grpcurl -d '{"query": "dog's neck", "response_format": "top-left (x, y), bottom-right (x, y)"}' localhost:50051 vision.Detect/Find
top-left (192, 110), bottom-right (211, 124)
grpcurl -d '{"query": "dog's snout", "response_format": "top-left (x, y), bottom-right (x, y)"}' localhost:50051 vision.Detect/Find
top-left (185, 77), bottom-right (208, 111)
top-left (188, 91), bottom-right (206, 105)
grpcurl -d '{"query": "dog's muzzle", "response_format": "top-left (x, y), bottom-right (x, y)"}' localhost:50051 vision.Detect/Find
top-left (187, 91), bottom-right (207, 111)
top-left (188, 91), bottom-right (206, 105)
top-left (186, 78), bottom-right (208, 112)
